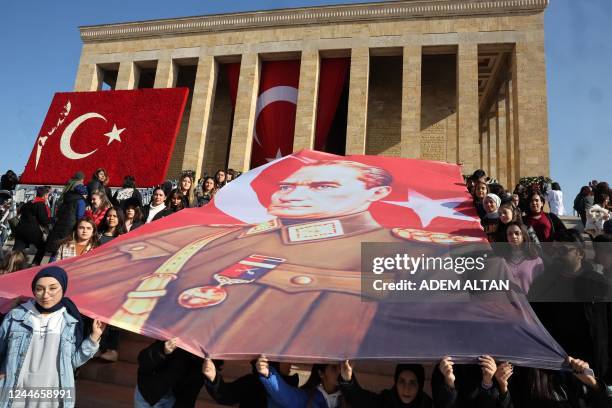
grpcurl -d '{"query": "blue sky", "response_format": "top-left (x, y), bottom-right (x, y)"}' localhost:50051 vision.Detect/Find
top-left (1, 0), bottom-right (610, 211)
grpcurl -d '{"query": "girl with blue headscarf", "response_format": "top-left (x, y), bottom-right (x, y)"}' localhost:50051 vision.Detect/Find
top-left (0, 266), bottom-right (105, 407)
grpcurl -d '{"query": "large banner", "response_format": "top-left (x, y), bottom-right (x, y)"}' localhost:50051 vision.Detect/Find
top-left (19, 88), bottom-right (189, 187)
top-left (0, 150), bottom-right (566, 368)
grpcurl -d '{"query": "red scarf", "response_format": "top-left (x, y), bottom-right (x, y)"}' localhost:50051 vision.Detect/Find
top-left (33, 197), bottom-right (51, 218)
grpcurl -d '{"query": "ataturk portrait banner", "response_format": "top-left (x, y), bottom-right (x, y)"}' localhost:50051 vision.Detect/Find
top-left (0, 150), bottom-right (566, 368)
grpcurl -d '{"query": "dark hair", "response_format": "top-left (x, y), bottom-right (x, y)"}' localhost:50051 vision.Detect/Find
top-left (122, 175), bottom-right (136, 189)
top-left (553, 228), bottom-right (584, 244)
top-left (125, 203), bottom-right (143, 223)
top-left (203, 177), bottom-right (217, 193)
top-left (527, 192), bottom-right (546, 215)
top-left (501, 221), bottom-right (540, 260)
top-left (394, 364), bottom-right (425, 391)
top-left (488, 183), bottom-right (506, 199)
top-left (595, 193), bottom-right (609, 206)
top-left (99, 207), bottom-right (127, 237)
top-left (472, 169), bottom-right (486, 179)
top-left (473, 181), bottom-right (489, 200)
top-left (152, 186), bottom-right (167, 198)
top-left (301, 364), bottom-right (328, 391)
top-left (579, 186), bottom-right (591, 196)
top-left (551, 182), bottom-right (561, 191)
top-left (60, 216), bottom-right (100, 248)
top-left (526, 368), bottom-right (558, 401)
top-left (35, 186), bottom-right (49, 197)
top-left (92, 168), bottom-right (108, 185)
top-left (166, 190), bottom-right (185, 211)
top-left (305, 160), bottom-right (393, 189)
top-left (215, 170), bottom-right (227, 187)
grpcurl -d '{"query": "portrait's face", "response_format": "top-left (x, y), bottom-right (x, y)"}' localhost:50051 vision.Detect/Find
top-left (34, 277), bottom-right (63, 309)
top-left (216, 172), bottom-right (226, 183)
top-left (97, 171), bottom-right (106, 182)
top-left (125, 207), bottom-right (135, 219)
top-left (475, 183), bottom-right (487, 199)
top-left (268, 164), bottom-right (390, 219)
top-left (511, 194), bottom-right (520, 206)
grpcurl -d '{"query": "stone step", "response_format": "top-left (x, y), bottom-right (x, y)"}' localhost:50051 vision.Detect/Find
top-left (75, 379), bottom-right (228, 408)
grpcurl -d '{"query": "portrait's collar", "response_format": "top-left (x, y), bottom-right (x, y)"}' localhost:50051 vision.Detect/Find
top-left (239, 211), bottom-right (382, 244)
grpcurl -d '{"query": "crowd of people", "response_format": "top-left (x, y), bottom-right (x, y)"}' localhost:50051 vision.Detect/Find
top-left (0, 167), bottom-right (611, 407)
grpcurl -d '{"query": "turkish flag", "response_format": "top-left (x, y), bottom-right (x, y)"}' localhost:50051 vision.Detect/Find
top-left (250, 60), bottom-right (301, 168)
top-left (20, 88), bottom-right (189, 187)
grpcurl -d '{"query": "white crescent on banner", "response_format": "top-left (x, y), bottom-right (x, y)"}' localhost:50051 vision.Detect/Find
top-left (214, 154), bottom-right (314, 224)
top-left (60, 112), bottom-right (107, 160)
top-left (253, 86), bottom-right (298, 146)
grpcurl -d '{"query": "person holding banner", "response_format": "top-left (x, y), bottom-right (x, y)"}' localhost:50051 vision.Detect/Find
top-left (338, 360), bottom-right (433, 408)
top-left (0, 266), bottom-right (105, 407)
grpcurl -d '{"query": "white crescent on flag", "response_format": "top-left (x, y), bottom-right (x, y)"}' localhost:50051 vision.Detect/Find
top-left (254, 86), bottom-right (298, 146)
top-left (60, 112), bottom-right (107, 160)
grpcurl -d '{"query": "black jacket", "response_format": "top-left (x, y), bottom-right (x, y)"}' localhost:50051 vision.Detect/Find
top-left (15, 201), bottom-right (50, 244)
top-left (46, 190), bottom-right (85, 253)
top-left (432, 364), bottom-right (510, 408)
top-left (137, 341), bottom-right (204, 408)
top-left (204, 364), bottom-right (299, 407)
top-left (339, 375), bottom-right (433, 408)
top-left (522, 212), bottom-right (566, 242)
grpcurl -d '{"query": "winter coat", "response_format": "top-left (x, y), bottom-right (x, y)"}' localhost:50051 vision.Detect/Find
top-left (46, 190), bottom-right (86, 254)
top-left (14, 201), bottom-right (50, 244)
top-left (339, 375), bottom-right (433, 408)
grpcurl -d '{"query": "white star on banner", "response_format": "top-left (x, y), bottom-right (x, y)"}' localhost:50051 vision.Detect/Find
top-left (265, 148), bottom-right (284, 163)
top-left (104, 124), bottom-right (125, 145)
top-left (383, 191), bottom-right (476, 227)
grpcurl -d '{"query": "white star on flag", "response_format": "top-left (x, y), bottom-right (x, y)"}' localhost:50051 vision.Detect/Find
top-left (383, 191), bottom-right (476, 227)
top-left (104, 124), bottom-right (125, 145)
top-left (265, 148), bottom-right (284, 163)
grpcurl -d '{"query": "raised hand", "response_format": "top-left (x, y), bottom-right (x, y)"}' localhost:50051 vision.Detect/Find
top-left (91, 319), bottom-right (106, 342)
top-left (568, 357), bottom-right (597, 388)
top-left (439, 357), bottom-right (456, 389)
top-left (479, 355), bottom-right (497, 387)
top-left (256, 355), bottom-right (270, 378)
top-left (341, 360), bottom-right (353, 381)
top-left (202, 357), bottom-right (216, 382)
top-left (494, 362), bottom-right (513, 394)
top-left (163, 337), bottom-right (179, 355)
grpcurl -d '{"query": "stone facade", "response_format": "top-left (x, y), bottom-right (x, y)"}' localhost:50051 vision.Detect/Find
top-left (74, 0), bottom-right (550, 186)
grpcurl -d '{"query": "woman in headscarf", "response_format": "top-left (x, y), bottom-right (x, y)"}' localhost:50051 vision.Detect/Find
top-left (0, 266), bottom-right (105, 407)
top-left (339, 360), bottom-right (432, 408)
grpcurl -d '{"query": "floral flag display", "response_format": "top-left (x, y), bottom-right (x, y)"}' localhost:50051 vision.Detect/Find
top-left (20, 88), bottom-right (189, 187)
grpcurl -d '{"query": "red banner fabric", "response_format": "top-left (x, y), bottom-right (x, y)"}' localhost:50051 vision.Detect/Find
top-left (314, 58), bottom-right (350, 151)
top-left (19, 88), bottom-right (189, 187)
top-left (0, 151), bottom-right (566, 368)
top-left (224, 63), bottom-right (241, 107)
top-left (251, 60), bottom-right (301, 168)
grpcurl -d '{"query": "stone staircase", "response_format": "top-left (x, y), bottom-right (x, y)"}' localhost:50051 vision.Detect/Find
top-left (75, 331), bottom-right (403, 407)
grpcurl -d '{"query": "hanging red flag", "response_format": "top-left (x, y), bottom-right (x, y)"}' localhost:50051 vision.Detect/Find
top-left (250, 60), bottom-right (301, 168)
top-left (19, 88), bottom-right (189, 187)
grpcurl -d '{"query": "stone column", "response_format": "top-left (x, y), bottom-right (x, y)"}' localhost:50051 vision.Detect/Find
top-left (74, 60), bottom-right (101, 91)
top-left (293, 49), bottom-right (320, 151)
top-left (115, 60), bottom-right (137, 90)
top-left (488, 111), bottom-right (497, 179)
top-left (154, 52), bottom-right (178, 89)
top-left (228, 53), bottom-right (260, 171)
top-left (481, 127), bottom-right (488, 172)
top-left (456, 43), bottom-right (479, 174)
top-left (511, 39), bottom-right (549, 178)
top-left (496, 92), bottom-right (508, 188)
top-left (505, 78), bottom-right (516, 186)
top-left (345, 47), bottom-right (370, 155)
top-left (400, 45), bottom-right (422, 158)
top-left (180, 54), bottom-right (218, 180)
